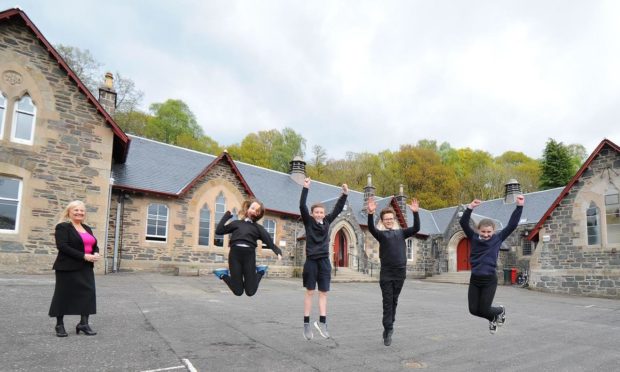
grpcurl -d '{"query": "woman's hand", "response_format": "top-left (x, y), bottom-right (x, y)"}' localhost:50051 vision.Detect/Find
top-left (84, 254), bottom-right (100, 263)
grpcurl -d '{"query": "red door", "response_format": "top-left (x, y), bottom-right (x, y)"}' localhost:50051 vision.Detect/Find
top-left (456, 238), bottom-right (471, 271)
top-left (333, 230), bottom-right (348, 267)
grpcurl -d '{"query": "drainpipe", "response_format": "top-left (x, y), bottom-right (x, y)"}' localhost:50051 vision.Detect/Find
top-left (112, 192), bottom-right (124, 272)
top-left (103, 177), bottom-right (114, 274)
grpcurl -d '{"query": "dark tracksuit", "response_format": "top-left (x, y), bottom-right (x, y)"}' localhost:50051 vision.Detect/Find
top-left (216, 211), bottom-right (282, 296)
top-left (300, 187), bottom-right (347, 292)
top-left (460, 205), bottom-right (523, 321)
top-left (368, 211), bottom-right (420, 331)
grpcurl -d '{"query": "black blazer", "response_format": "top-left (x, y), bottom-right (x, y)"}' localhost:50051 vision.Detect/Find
top-left (52, 222), bottom-right (99, 271)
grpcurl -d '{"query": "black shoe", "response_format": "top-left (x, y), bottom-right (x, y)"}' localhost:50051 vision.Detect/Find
top-left (383, 329), bottom-right (393, 346)
top-left (76, 323), bottom-right (97, 336)
top-left (55, 325), bottom-right (68, 337)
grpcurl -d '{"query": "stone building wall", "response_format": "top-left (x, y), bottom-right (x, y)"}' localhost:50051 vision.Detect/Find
top-left (0, 17), bottom-right (114, 273)
top-left (531, 145), bottom-right (620, 298)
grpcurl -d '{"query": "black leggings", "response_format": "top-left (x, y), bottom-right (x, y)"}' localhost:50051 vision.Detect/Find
top-left (468, 274), bottom-right (502, 322)
top-left (380, 279), bottom-right (404, 331)
top-left (223, 247), bottom-right (263, 297)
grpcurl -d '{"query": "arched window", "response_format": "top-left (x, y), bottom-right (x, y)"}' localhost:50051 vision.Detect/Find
top-left (605, 189), bottom-right (620, 244)
top-left (146, 203), bottom-right (168, 241)
top-left (231, 208), bottom-right (238, 221)
top-left (586, 201), bottom-right (601, 245)
top-left (198, 204), bottom-right (211, 246)
top-left (214, 192), bottom-right (226, 247)
top-left (263, 219), bottom-right (276, 242)
top-left (406, 238), bottom-right (414, 261)
top-left (12, 94), bottom-right (36, 144)
top-left (0, 93), bottom-right (6, 138)
top-left (0, 176), bottom-right (22, 232)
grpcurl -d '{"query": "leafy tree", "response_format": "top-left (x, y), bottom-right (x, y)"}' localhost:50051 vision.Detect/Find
top-left (539, 138), bottom-right (574, 189)
top-left (113, 110), bottom-right (150, 136)
top-left (307, 145), bottom-right (328, 178)
top-left (567, 144), bottom-right (588, 174)
top-left (228, 128), bottom-right (305, 172)
top-left (145, 99), bottom-right (213, 150)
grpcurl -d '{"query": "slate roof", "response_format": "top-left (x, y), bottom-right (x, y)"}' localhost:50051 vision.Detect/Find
top-left (113, 136), bottom-right (563, 235)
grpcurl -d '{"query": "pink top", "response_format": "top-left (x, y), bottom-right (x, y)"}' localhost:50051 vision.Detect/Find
top-left (79, 231), bottom-right (96, 254)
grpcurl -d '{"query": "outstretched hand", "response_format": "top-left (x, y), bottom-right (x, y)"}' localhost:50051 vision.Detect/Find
top-left (469, 199), bottom-right (482, 209)
top-left (367, 196), bottom-right (376, 214)
top-left (304, 177), bottom-right (311, 188)
top-left (277, 254), bottom-right (282, 261)
top-left (408, 198), bottom-right (419, 212)
top-left (342, 183), bottom-right (349, 195)
top-left (516, 195), bottom-right (525, 206)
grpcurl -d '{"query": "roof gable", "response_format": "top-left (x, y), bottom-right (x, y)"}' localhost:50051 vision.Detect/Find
top-left (528, 138), bottom-right (620, 239)
top-left (0, 8), bottom-right (130, 162)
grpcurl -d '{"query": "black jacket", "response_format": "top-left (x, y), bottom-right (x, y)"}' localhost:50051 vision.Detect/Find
top-left (52, 222), bottom-right (99, 271)
top-left (300, 187), bottom-right (347, 259)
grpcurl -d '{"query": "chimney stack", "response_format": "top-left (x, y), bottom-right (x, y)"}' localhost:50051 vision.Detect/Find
top-left (395, 184), bottom-right (408, 223)
top-left (363, 174), bottom-right (376, 212)
top-left (289, 156), bottom-right (306, 185)
top-left (504, 179), bottom-right (522, 203)
top-left (98, 72), bottom-right (117, 116)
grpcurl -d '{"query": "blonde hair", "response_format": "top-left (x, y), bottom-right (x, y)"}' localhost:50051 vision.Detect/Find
top-left (59, 200), bottom-right (86, 223)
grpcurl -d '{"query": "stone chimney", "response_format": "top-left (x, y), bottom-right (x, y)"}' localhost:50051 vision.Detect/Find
top-left (289, 156), bottom-right (306, 185)
top-left (363, 173), bottom-right (376, 212)
top-left (504, 179), bottom-right (521, 203)
top-left (395, 184), bottom-right (407, 224)
top-left (98, 72), bottom-right (117, 116)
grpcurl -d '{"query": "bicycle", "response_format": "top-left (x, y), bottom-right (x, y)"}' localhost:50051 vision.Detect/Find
top-left (516, 268), bottom-right (529, 288)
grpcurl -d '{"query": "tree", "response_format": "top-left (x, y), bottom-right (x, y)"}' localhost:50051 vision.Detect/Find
top-left (307, 145), bottom-right (328, 178)
top-left (145, 99), bottom-right (204, 145)
top-left (539, 138), bottom-right (574, 189)
top-left (567, 144), bottom-right (588, 174)
top-left (228, 128), bottom-right (306, 172)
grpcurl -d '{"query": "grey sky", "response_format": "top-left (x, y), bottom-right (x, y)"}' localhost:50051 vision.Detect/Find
top-left (10, 0), bottom-right (620, 160)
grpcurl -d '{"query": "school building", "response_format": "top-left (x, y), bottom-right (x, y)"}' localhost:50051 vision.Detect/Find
top-left (1, 8), bottom-right (619, 298)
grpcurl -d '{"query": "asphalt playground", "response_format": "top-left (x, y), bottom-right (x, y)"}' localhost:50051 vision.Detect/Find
top-left (1, 273), bottom-right (619, 371)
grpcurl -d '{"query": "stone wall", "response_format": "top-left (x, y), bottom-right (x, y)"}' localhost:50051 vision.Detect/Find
top-left (0, 17), bottom-right (114, 273)
top-left (532, 145), bottom-right (620, 298)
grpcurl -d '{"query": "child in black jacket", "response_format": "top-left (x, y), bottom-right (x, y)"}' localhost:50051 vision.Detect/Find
top-left (213, 199), bottom-right (282, 296)
top-left (300, 177), bottom-right (348, 340)
top-left (367, 196), bottom-right (420, 346)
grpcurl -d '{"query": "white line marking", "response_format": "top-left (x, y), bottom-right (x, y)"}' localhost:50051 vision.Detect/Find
top-left (182, 359), bottom-right (198, 372)
top-left (140, 365), bottom-right (185, 372)
top-left (584, 305), bottom-right (595, 308)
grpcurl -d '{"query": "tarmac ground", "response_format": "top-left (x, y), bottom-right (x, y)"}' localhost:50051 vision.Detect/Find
top-left (1, 273), bottom-right (619, 371)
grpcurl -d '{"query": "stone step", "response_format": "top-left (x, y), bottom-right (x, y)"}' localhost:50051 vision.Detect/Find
top-left (332, 268), bottom-right (379, 283)
top-left (423, 272), bottom-right (471, 284)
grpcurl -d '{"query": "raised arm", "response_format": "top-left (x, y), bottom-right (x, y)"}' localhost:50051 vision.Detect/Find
top-left (403, 198), bottom-right (421, 238)
top-left (325, 183), bottom-right (348, 223)
top-left (299, 178), bottom-right (312, 225)
top-left (54, 224), bottom-right (86, 260)
top-left (459, 199), bottom-right (480, 239)
top-left (366, 197), bottom-right (380, 241)
top-left (215, 210), bottom-right (235, 235)
top-left (499, 195), bottom-right (524, 241)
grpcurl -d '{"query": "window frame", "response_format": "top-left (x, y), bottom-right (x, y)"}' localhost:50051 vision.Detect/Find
top-left (0, 176), bottom-right (22, 233)
top-left (198, 203), bottom-right (211, 246)
top-left (145, 203), bottom-right (169, 242)
top-left (263, 218), bottom-right (276, 243)
top-left (10, 94), bottom-right (37, 145)
top-left (604, 191), bottom-right (620, 244)
top-left (213, 192), bottom-right (226, 247)
top-left (0, 93), bottom-right (7, 139)
top-left (406, 238), bottom-right (414, 261)
top-left (586, 201), bottom-right (601, 246)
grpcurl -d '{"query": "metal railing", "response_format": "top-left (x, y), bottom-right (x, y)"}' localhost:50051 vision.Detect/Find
top-left (333, 253), bottom-right (380, 277)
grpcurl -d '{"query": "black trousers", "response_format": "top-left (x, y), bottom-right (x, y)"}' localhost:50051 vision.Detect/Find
top-left (468, 274), bottom-right (502, 322)
top-left (380, 278), bottom-right (404, 331)
top-left (223, 247), bottom-right (263, 297)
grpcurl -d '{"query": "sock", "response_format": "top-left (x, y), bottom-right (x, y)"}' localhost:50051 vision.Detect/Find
top-left (80, 314), bottom-right (89, 325)
top-left (319, 315), bottom-right (326, 324)
top-left (304, 316), bottom-right (310, 324)
top-left (56, 316), bottom-right (64, 326)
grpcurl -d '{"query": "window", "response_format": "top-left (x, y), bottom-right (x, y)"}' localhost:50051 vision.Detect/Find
top-left (11, 94), bottom-right (36, 144)
top-left (0, 176), bottom-right (22, 232)
top-left (522, 238), bottom-right (533, 255)
top-left (263, 219), bottom-right (276, 242)
top-left (605, 190), bottom-right (620, 244)
top-left (214, 192), bottom-right (226, 247)
top-left (586, 202), bottom-right (601, 245)
top-left (0, 93), bottom-right (6, 138)
top-left (231, 208), bottom-right (238, 221)
top-left (406, 238), bottom-right (414, 261)
top-left (146, 203), bottom-right (168, 241)
top-left (198, 204), bottom-right (211, 246)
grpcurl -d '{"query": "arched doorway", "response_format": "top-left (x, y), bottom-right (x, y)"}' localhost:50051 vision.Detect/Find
top-left (333, 229), bottom-right (348, 267)
top-left (456, 238), bottom-right (471, 271)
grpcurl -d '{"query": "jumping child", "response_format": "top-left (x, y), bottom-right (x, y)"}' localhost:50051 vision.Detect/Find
top-left (460, 195), bottom-right (524, 334)
top-left (300, 177), bottom-right (348, 340)
top-left (213, 199), bottom-right (282, 296)
top-left (367, 196), bottom-right (420, 346)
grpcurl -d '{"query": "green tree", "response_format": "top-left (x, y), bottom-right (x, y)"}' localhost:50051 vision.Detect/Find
top-left (539, 138), bottom-right (574, 189)
top-left (228, 128), bottom-right (305, 172)
top-left (567, 144), bottom-right (588, 174)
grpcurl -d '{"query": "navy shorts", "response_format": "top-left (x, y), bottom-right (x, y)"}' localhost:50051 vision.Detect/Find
top-left (303, 257), bottom-right (332, 292)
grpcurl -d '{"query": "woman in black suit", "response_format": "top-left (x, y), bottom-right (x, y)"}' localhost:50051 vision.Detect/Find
top-left (48, 200), bottom-right (100, 337)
